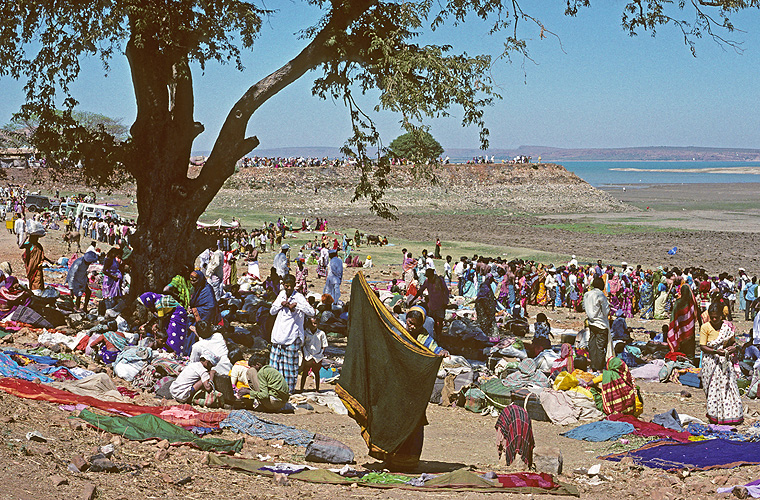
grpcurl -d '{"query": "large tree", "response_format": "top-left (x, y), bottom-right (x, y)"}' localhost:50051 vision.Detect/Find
top-left (0, 0), bottom-right (753, 293)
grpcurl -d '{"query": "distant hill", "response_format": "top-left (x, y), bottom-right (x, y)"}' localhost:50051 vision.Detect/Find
top-left (443, 146), bottom-right (760, 162)
top-left (191, 145), bottom-right (760, 162)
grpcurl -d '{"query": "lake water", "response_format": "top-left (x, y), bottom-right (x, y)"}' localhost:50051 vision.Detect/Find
top-left (550, 161), bottom-right (760, 187)
top-left (448, 159), bottom-right (760, 186)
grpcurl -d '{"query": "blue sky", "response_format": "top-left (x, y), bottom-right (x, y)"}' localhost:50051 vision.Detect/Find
top-left (1, 3), bottom-right (759, 151)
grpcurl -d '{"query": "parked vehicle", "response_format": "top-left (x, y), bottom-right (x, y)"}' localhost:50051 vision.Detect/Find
top-left (59, 201), bottom-right (78, 218)
top-left (25, 194), bottom-right (51, 212)
top-left (76, 202), bottom-right (118, 220)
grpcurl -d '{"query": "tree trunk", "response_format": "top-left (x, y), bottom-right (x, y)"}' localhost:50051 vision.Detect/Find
top-left (128, 175), bottom-right (212, 294)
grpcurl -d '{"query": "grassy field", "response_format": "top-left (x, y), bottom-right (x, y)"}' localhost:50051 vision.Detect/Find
top-left (275, 232), bottom-right (571, 271)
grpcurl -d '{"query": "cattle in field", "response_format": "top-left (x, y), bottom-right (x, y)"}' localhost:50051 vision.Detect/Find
top-left (63, 229), bottom-right (81, 252)
top-left (366, 234), bottom-right (385, 246)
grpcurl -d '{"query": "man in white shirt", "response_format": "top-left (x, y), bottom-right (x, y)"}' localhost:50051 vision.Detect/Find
top-left (583, 276), bottom-right (611, 372)
top-left (324, 248), bottom-right (343, 302)
top-left (545, 268), bottom-right (558, 311)
top-left (205, 243), bottom-right (224, 300)
top-left (189, 321), bottom-right (234, 404)
top-left (273, 243), bottom-right (290, 277)
top-left (269, 274), bottom-right (315, 392)
top-left (169, 354), bottom-right (215, 403)
top-left (13, 214), bottom-right (25, 248)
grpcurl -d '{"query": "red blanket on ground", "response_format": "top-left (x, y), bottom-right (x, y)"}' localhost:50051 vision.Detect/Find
top-left (607, 413), bottom-right (692, 443)
top-left (0, 377), bottom-right (228, 428)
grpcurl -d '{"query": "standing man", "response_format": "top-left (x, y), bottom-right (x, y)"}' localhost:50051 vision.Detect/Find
top-left (273, 243), bottom-right (290, 278)
top-left (13, 213), bottom-right (25, 248)
top-left (269, 274), bottom-right (315, 393)
top-left (413, 268), bottom-right (449, 340)
top-left (324, 248), bottom-right (343, 302)
top-left (745, 276), bottom-right (759, 322)
top-left (66, 251), bottom-right (98, 312)
top-left (594, 259), bottom-right (604, 277)
top-left (584, 276), bottom-right (611, 371)
top-left (205, 243), bottom-right (224, 301)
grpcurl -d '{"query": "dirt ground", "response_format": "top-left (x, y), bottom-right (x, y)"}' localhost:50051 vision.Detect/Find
top-left (1, 176), bottom-right (760, 499)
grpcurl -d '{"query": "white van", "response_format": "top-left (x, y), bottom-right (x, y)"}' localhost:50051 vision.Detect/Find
top-left (59, 201), bottom-right (78, 218)
top-left (76, 203), bottom-right (118, 220)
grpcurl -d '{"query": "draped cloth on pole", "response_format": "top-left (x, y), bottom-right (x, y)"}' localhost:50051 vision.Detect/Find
top-left (336, 272), bottom-right (442, 461)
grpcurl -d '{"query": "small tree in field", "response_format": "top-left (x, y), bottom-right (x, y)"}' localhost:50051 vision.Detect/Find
top-left (389, 130), bottom-right (444, 163)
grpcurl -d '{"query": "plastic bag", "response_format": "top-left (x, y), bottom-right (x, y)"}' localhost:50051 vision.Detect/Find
top-left (553, 371), bottom-right (579, 391)
top-left (26, 220), bottom-right (46, 236)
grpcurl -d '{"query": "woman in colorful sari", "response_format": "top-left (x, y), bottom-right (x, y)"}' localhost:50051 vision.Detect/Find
top-left (594, 357), bottom-right (641, 416)
top-left (137, 292), bottom-right (189, 356)
top-left (295, 260), bottom-right (308, 295)
top-left (619, 275), bottom-right (634, 318)
top-left (101, 247), bottom-right (123, 310)
top-left (653, 279), bottom-right (669, 320)
top-left (316, 244), bottom-right (329, 278)
top-left (0, 268), bottom-right (31, 320)
top-left (639, 274), bottom-right (654, 319)
top-left (164, 265), bottom-right (193, 311)
top-left (535, 266), bottom-right (548, 306)
top-left (700, 303), bottom-right (743, 425)
top-left (475, 274), bottom-right (497, 337)
top-left (22, 234), bottom-right (53, 295)
top-left (461, 264), bottom-right (477, 298)
top-left (188, 271), bottom-right (219, 324)
top-left (606, 273), bottom-right (622, 314)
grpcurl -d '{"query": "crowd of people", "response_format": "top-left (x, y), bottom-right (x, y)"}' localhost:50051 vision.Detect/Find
top-left (1, 203), bottom-right (758, 475)
top-left (239, 156), bottom-right (345, 169)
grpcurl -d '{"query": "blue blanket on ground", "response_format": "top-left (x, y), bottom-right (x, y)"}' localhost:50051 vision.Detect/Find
top-left (219, 410), bottom-right (314, 447)
top-left (561, 420), bottom-right (635, 442)
top-left (0, 352), bottom-right (54, 382)
top-left (600, 439), bottom-right (760, 470)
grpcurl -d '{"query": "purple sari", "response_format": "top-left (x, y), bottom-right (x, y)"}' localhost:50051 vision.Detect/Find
top-left (138, 292), bottom-right (189, 356)
top-left (102, 259), bottom-right (122, 299)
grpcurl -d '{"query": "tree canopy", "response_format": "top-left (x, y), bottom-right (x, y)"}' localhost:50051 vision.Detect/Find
top-left (389, 130), bottom-right (444, 162)
top-left (0, 0), bottom-right (755, 291)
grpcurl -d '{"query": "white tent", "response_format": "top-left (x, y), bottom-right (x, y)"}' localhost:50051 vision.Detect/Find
top-left (196, 218), bottom-right (240, 229)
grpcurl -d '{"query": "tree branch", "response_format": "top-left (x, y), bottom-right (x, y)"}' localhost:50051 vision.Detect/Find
top-left (194, 0), bottom-right (377, 196)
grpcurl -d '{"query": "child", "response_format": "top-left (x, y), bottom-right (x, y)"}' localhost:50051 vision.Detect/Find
top-left (532, 312), bottom-right (553, 357)
top-left (300, 316), bottom-right (328, 392)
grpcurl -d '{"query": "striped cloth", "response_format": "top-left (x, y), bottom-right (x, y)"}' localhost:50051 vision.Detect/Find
top-left (269, 342), bottom-right (300, 393)
top-left (219, 409), bottom-right (314, 447)
top-left (600, 358), bottom-right (637, 415)
top-left (495, 404), bottom-right (534, 467)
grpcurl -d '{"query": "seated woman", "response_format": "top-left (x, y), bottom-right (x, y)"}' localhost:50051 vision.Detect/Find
top-left (163, 265), bottom-right (193, 311)
top-left (611, 309), bottom-right (632, 342)
top-left (587, 357), bottom-right (642, 416)
top-left (188, 270), bottom-right (219, 323)
top-left (0, 263), bottom-right (32, 320)
top-left (531, 313), bottom-right (553, 357)
top-left (132, 291), bottom-right (190, 356)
